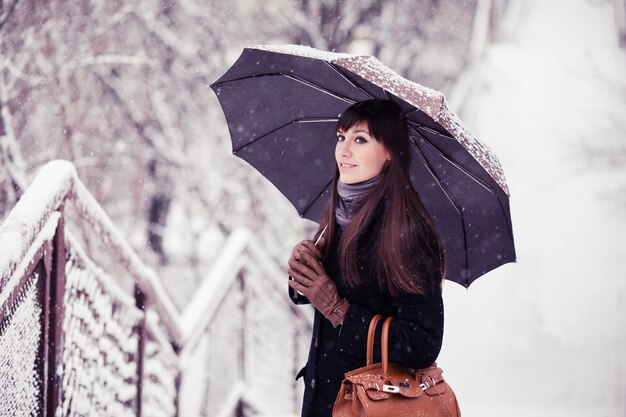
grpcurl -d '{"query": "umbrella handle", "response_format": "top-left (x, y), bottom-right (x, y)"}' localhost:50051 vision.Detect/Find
top-left (314, 224), bottom-right (328, 247)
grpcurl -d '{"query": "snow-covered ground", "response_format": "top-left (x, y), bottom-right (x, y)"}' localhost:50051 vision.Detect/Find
top-left (439, 0), bottom-right (626, 416)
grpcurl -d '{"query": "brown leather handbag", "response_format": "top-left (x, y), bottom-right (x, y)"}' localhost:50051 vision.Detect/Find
top-left (332, 315), bottom-right (461, 417)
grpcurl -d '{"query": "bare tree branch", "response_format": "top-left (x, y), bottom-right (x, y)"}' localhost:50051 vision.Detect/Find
top-left (0, 0), bottom-right (19, 32)
top-left (0, 75), bottom-right (28, 197)
top-left (93, 71), bottom-right (183, 167)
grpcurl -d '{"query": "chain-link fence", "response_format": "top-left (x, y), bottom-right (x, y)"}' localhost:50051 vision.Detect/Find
top-left (1, 161), bottom-right (311, 417)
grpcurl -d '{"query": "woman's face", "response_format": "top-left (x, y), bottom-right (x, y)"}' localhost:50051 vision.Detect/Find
top-left (335, 120), bottom-right (391, 184)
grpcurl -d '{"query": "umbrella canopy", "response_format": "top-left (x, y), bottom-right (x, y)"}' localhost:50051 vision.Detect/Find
top-left (210, 44), bottom-right (516, 287)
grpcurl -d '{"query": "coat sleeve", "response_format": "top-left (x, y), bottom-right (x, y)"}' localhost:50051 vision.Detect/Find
top-left (335, 288), bottom-right (444, 369)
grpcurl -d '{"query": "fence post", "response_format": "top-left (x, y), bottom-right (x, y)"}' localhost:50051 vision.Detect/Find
top-left (237, 268), bottom-right (246, 417)
top-left (173, 370), bottom-right (182, 417)
top-left (135, 285), bottom-right (147, 417)
top-left (46, 208), bottom-right (66, 417)
top-left (237, 269), bottom-right (247, 380)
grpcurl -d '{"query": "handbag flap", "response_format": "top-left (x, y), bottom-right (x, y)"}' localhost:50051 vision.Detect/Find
top-left (345, 364), bottom-right (422, 400)
top-left (416, 366), bottom-right (448, 396)
top-left (345, 363), bottom-right (448, 400)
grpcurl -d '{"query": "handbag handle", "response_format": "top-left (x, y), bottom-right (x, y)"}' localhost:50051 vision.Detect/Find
top-left (366, 314), bottom-right (384, 366)
top-left (366, 314), bottom-right (394, 375)
top-left (381, 317), bottom-right (393, 375)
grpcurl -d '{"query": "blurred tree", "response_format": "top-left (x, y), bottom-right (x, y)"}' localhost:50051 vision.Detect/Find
top-left (0, 0), bottom-right (480, 307)
top-left (252, 0), bottom-right (478, 91)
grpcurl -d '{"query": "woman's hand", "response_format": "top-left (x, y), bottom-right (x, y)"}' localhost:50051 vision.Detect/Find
top-left (287, 236), bottom-right (326, 304)
top-left (287, 250), bottom-right (349, 328)
top-left (289, 236), bottom-right (326, 265)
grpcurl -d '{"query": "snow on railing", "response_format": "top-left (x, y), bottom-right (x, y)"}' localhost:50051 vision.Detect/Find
top-left (0, 160), bottom-right (311, 417)
top-left (0, 160), bottom-right (181, 417)
top-left (0, 161), bottom-right (72, 290)
top-left (0, 160), bottom-right (181, 340)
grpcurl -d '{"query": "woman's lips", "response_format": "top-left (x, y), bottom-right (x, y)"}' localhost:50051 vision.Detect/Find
top-left (339, 163), bottom-right (357, 169)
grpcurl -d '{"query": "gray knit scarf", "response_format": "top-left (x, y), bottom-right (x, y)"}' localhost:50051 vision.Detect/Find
top-left (335, 172), bottom-right (385, 228)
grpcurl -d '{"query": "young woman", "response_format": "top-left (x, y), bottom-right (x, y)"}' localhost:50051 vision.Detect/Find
top-left (287, 99), bottom-right (447, 417)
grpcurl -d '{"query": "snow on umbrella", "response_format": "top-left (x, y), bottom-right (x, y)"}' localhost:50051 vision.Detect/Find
top-left (210, 44), bottom-right (516, 287)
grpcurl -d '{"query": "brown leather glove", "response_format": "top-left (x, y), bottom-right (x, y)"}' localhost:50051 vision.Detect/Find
top-left (289, 237), bottom-right (325, 265)
top-left (287, 250), bottom-right (350, 328)
top-left (288, 237), bottom-right (327, 303)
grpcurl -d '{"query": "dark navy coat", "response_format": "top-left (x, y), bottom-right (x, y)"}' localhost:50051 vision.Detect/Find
top-left (290, 222), bottom-right (444, 417)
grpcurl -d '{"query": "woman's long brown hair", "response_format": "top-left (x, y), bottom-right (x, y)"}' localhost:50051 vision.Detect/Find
top-left (313, 100), bottom-right (446, 298)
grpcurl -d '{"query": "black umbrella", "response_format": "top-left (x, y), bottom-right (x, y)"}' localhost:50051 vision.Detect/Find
top-left (210, 45), bottom-right (516, 287)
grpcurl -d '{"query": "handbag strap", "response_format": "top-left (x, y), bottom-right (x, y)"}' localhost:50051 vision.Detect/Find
top-left (366, 314), bottom-right (384, 366)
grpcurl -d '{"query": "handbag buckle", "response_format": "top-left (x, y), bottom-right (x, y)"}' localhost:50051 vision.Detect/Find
top-left (420, 376), bottom-right (436, 391)
top-left (381, 384), bottom-right (400, 393)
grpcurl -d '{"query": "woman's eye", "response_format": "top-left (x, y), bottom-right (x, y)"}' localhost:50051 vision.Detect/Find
top-left (355, 136), bottom-right (367, 144)
top-left (336, 135), bottom-right (345, 142)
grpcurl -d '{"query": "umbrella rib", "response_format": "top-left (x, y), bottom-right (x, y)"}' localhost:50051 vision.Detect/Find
top-left (413, 118), bottom-right (517, 238)
top-left (408, 124), bottom-right (498, 196)
top-left (494, 189), bottom-right (515, 245)
top-left (213, 71), bottom-right (359, 104)
top-left (323, 62), bottom-right (376, 100)
top-left (285, 73), bottom-right (356, 103)
top-left (411, 128), bottom-right (515, 283)
top-left (301, 177), bottom-right (335, 219)
top-left (409, 137), bottom-right (470, 285)
top-left (409, 138), bottom-right (464, 218)
top-left (406, 118), bottom-right (458, 142)
top-left (408, 120), bottom-right (455, 140)
top-left (233, 117), bottom-right (338, 153)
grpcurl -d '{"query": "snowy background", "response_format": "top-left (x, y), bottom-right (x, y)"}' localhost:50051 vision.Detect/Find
top-left (1, 0), bottom-right (625, 416)
top-left (441, 1), bottom-right (626, 416)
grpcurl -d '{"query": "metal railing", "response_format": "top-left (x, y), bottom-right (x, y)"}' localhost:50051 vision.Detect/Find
top-left (178, 228), bottom-right (312, 417)
top-left (0, 160), bottom-right (311, 417)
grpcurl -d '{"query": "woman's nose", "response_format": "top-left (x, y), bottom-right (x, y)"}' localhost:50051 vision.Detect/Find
top-left (337, 141), bottom-right (351, 157)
